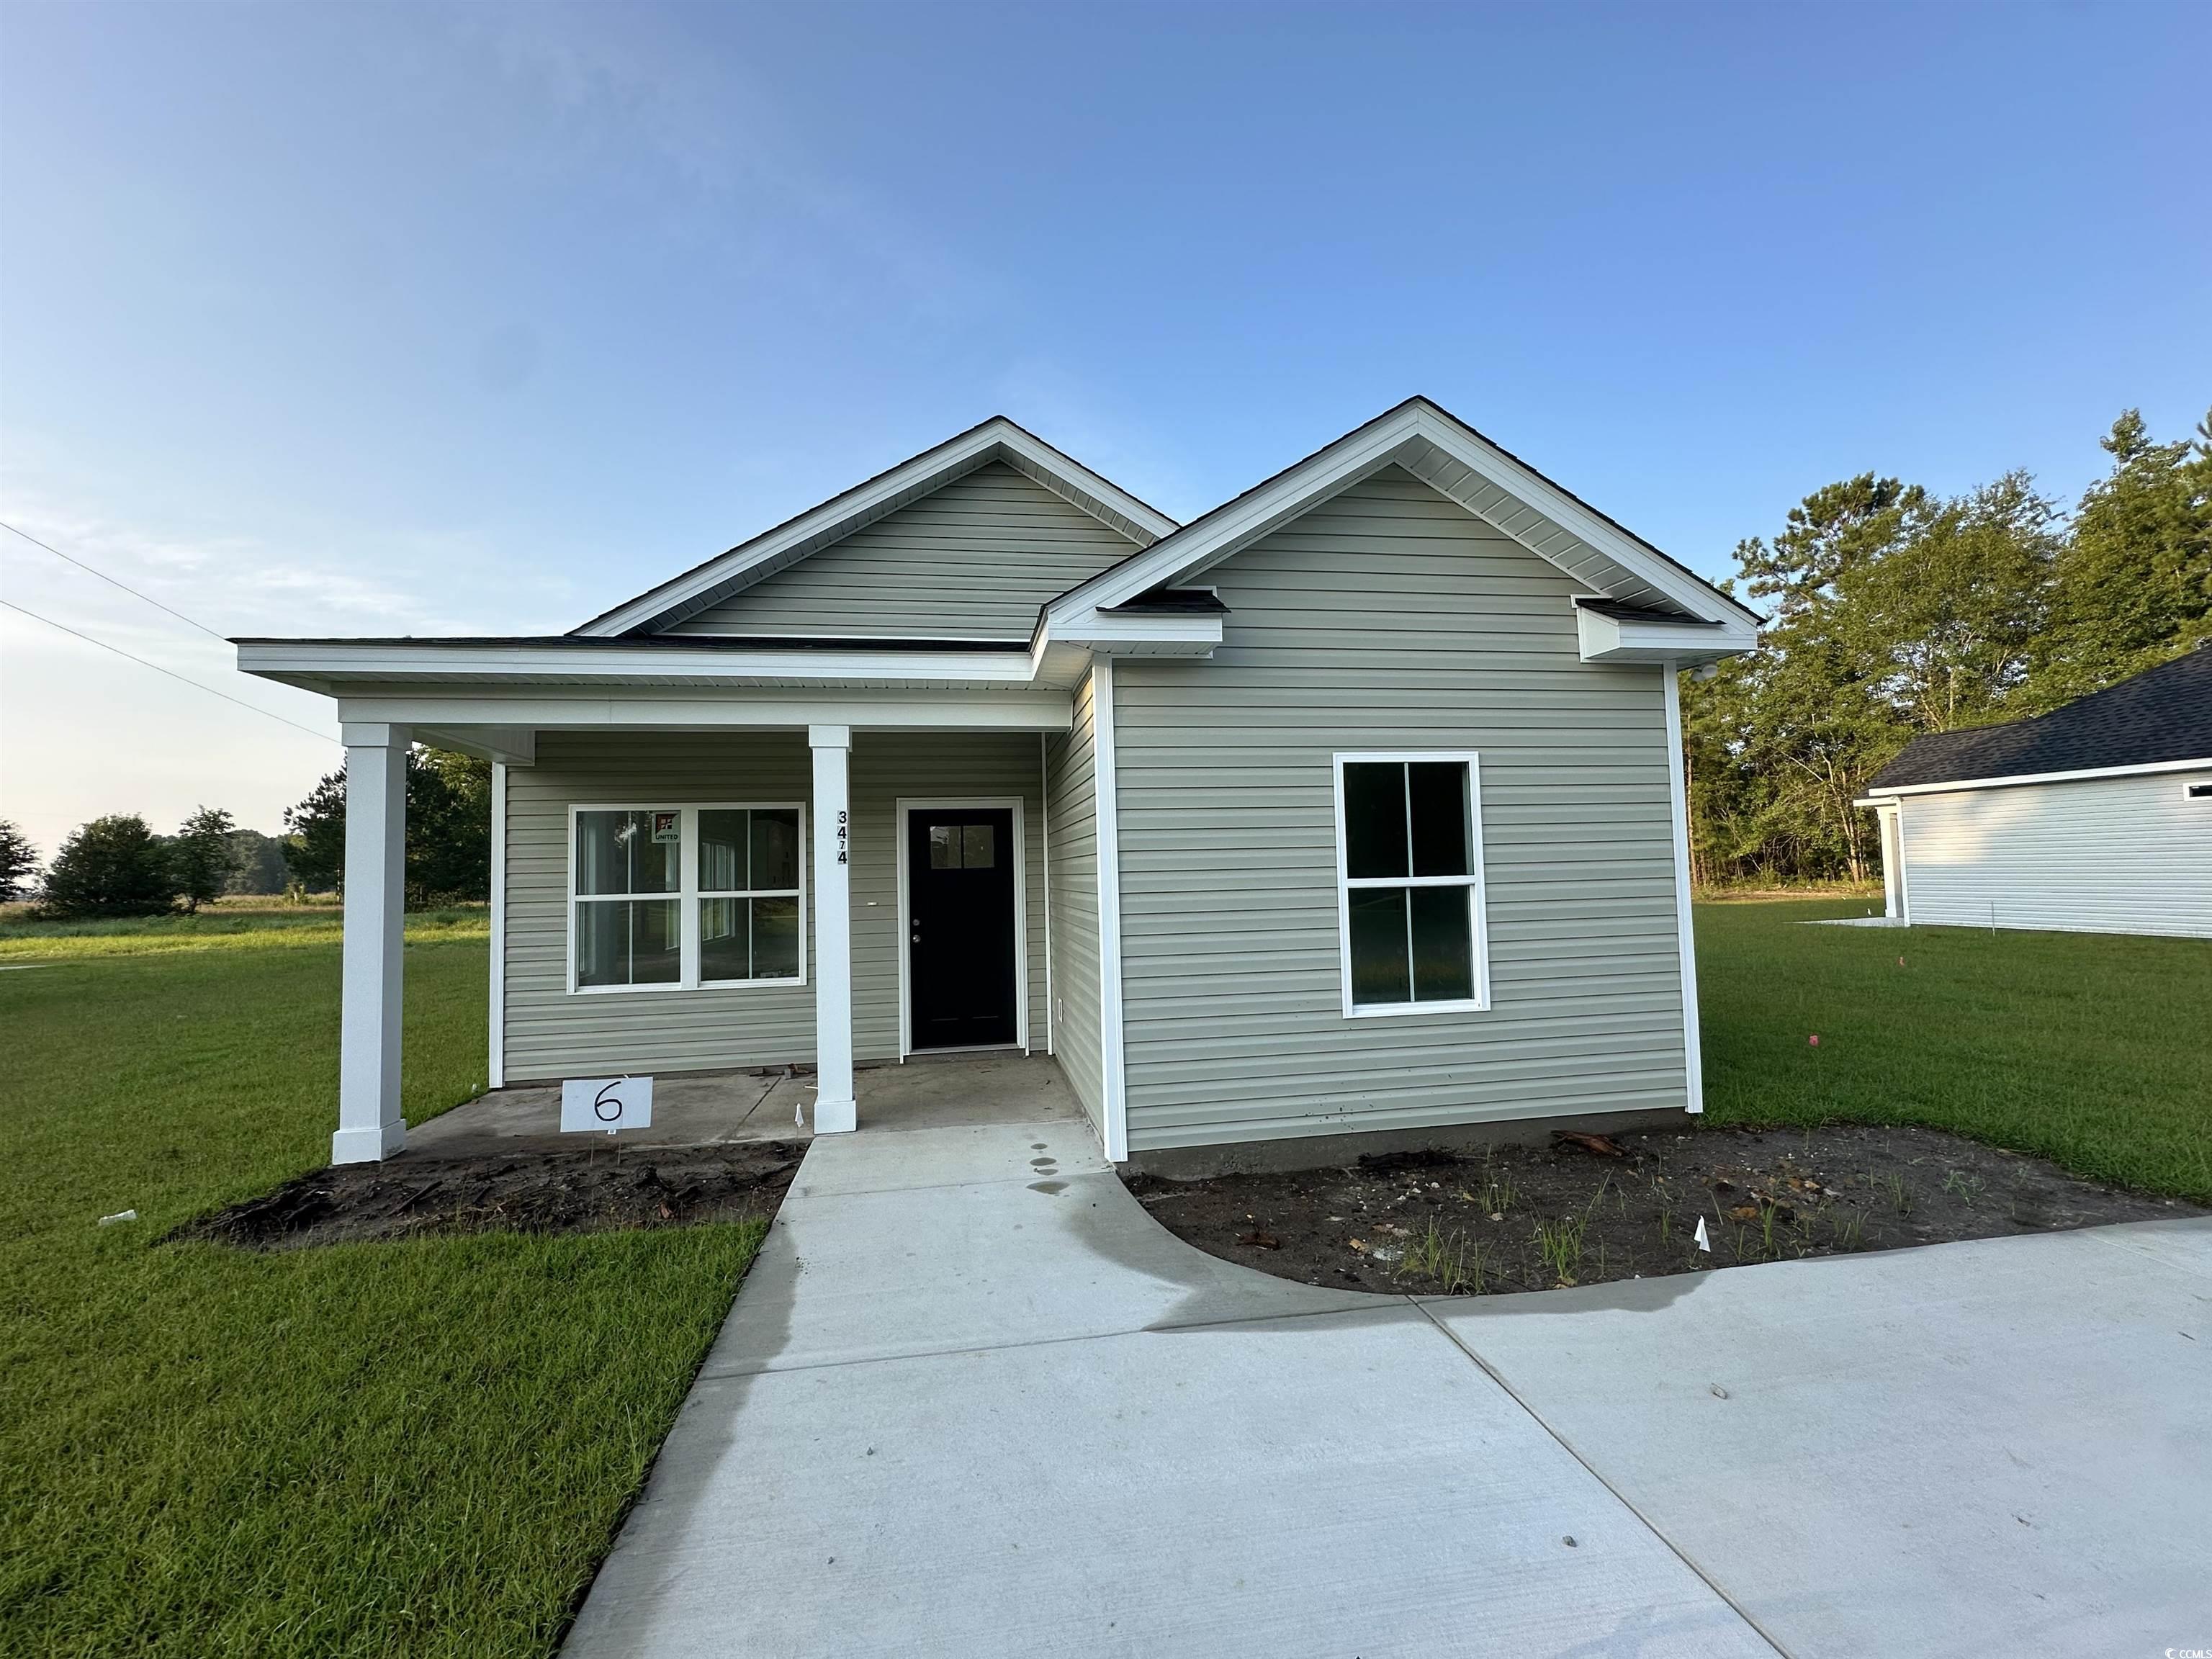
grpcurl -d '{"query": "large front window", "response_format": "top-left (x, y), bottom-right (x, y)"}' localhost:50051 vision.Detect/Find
top-left (1334, 755), bottom-right (1489, 1015)
top-left (570, 804), bottom-right (804, 992)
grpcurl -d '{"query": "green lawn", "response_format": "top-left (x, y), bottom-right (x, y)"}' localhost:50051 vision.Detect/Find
top-left (0, 930), bottom-right (764, 1658)
top-left (1699, 898), bottom-right (2212, 1203)
top-left (6, 898), bottom-right (2205, 1652)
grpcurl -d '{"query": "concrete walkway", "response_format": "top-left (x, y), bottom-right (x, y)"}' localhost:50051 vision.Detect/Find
top-left (563, 1118), bottom-right (2212, 1658)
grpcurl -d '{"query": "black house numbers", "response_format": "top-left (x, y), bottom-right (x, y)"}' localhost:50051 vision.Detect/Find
top-left (837, 809), bottom-right (848, 864)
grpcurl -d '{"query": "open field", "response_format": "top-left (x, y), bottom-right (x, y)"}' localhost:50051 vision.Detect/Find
top-left (1699, 899), bottom-right (2212, 1203)
top-left (0, 899), bottom-right (486, 961)
top-left (0, 930), bottom-right (763, 1659)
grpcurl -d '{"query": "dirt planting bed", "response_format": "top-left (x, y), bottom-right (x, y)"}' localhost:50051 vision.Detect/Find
top-left (1125, 1123), bottom-right (2198, 1298)
top-left (176, 1141), bottom-right (806, 1250)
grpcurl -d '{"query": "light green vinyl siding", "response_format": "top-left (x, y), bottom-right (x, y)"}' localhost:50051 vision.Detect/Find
top-left (668, 462), bottom-right (1141, 640)
top-left (1045, 668), bottom-right (1106, 1133)
top-left (503, 729), bottom-right (1049, 1082)
top-left (1112, 466), bottom-right (1689, 1152)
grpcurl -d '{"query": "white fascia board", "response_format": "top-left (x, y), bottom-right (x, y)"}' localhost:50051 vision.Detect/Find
top-left (577, 419), bottom-right (1177, 637)
top-left (1047, 400), bottom-right (1759, 631)
top-left (1046, 609), bottom-right (1223, 657)
top-left (332, 690), bottom-right (1075, 732)
top-left (1852, 755), bottom-right (2212, 804)
top-left (1575, 605), bottom-right (1757, 666)
top-left (237, 640), bottom-right (1040, 688)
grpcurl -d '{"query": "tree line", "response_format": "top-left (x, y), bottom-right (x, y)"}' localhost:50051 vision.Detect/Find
top-left (1681, 406), bottom-right (2211, 884)
top-left (0, 748), bottom-right (493, 919)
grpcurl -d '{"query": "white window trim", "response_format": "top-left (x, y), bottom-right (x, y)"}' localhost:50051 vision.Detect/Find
top-left (565, 801), bottom-right (808, 996)
top-left (893, 796), bottom-right (1029, 1060)
top-left (1331, 751), bottom-right (1492, 1019)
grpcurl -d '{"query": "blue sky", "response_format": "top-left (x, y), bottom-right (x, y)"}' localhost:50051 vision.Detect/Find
top-left (3, 2), bottom-right (2206, 854)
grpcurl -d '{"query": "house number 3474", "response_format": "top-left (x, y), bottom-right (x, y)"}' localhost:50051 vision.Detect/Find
top-left (836, 810), bottom-right (848, 864)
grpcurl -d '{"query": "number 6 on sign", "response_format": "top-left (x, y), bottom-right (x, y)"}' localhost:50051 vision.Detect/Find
top-left (560, 1076), bottom-right (655, 1136)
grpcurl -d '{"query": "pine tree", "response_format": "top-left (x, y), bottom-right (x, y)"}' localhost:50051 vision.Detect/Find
top-left (0, 819), bottom-right (39, 904)
top-left (170, 806), bottom-right (238, 914)
top-left (38, 816), bottom-right (179, 919)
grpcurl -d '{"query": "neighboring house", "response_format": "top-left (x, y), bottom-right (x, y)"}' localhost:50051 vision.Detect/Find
top-left (238, 398), bottom-right (1758, 1166)
top-left (1857, 646), bottom-right (2212, 938)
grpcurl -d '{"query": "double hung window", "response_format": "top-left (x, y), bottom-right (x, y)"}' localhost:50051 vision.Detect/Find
top-left (570, 804), bottom-right (804, 992)
top-left (1334, 755), bottom-right (1489, 1015)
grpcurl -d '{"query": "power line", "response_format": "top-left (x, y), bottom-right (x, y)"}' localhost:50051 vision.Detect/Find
top-left (0, 518), bottom-right (230, 642)
top-left (0, 597), bottom-right (338, 746)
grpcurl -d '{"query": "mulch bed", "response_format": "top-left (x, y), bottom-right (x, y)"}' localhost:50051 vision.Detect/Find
top-left (176, 1141), bottom-right (806, 1251)
top-left (1125, 1123), bottom-right (2200, 1298)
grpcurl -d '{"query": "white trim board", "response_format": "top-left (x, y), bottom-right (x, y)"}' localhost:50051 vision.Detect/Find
top-left (330, 691), bottom-right (1076, 734)
top-left (488, 760), bottom-right (506, 1089)
top-left (1856, 755), bottom-right (2212, 803)
top-left (1660, 670), bottom-right (1705, 1115)
top-left (1038, 732), bottom-right (1054, 1057)
top-left (1091, 659), bottom-right (1130, 1164)
top-left (893, 796), bottom-right (1030, 1061)
top-left (240, 639), bottom-right (1042, 688)
top-left (1328, 750), bottom-right (1494, 1020)
top-left (577, 418), bottom-right (1178, 637)
top-left (1046, 397), bottom-right (1761, 639)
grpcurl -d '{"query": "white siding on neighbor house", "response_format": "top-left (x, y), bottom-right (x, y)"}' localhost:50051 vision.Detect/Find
top-left (503, 729), bottom-right (1050, 1082)
top-left (1045, 667), bottom-right (1107, 1136)
top-left (668, 462), bottom-right (1141, 640)
top-left (1112, 466), bottom-right (1690, 1154)
top-left (1897, 770), bottom-right (2212, 938)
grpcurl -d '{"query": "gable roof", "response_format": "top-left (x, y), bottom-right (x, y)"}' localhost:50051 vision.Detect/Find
top-left (1870, 647), bottom-right (2212, 791)
top-left (1044, 397), bottom-right (1762, 636)
top-left (576, 416), bottom-right (1178, 638)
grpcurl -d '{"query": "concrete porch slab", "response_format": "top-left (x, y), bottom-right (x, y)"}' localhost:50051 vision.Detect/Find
top-left (406, 1067), bottom-right (791, 1158)
top-left (405, 1051), bottom-right (1080, 1160)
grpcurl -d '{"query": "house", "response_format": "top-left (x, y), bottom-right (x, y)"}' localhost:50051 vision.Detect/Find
top-left (236, 398), bottom-right (1759, 1167)
top-left (1856, 646), bottom-right (2212, 938)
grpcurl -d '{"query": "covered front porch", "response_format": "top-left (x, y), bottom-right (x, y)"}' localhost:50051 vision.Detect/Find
top-left (269, 683), bottom-right (1090, 1166)
top-left (230, 612), bottom-right (1204, 1167)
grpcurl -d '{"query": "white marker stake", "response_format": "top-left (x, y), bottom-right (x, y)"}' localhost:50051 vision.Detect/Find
top-left (1694, 1215), bottom-right (1712, 1253)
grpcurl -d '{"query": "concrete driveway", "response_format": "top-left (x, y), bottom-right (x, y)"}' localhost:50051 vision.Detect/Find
top-left (562, 1116), bottom-right (2212, 1658)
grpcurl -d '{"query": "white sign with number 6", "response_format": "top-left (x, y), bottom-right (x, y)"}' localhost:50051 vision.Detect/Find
top-left (560, 1075), bottom-right (655, 1135)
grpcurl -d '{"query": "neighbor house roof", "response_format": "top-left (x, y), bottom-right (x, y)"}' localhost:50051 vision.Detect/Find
top-left (1869, 646), bottom-right (2212, 792)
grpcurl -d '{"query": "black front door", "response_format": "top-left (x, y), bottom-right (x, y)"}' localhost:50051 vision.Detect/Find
top-left (907, 808), bottom-right (1018, 1050)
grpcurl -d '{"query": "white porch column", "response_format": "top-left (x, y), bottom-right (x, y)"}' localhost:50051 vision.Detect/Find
top-left (1879, 805), bottom-right (1907, 922)
top-left (809, 724), bottom-right (857, 1133)
top-left (334, 722), bottom-right (410, 1164)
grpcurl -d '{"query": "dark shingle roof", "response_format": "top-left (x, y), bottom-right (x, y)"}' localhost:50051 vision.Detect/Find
top-left (1570, 596), bottom-right (1719, 626)
top-left (1870, 646), bottom-right (2212, 790)
top-left (1100, 585), bottom-right (1229, 616)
